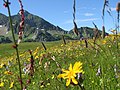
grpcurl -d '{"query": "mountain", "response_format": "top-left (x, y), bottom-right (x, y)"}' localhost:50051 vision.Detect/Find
top-left (0, 11), bottom-right (68, 42)
top-left (0, 10), bottom-right (108, 43)
top-left (69, 27), bottom-right (97, 38)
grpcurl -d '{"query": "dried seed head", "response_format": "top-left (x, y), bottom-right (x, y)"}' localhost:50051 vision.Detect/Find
top-left (3, 1), bottom-right (11, 8)
top-left (116, 2), bottom-right (120, 12)
top-left (73, 21), bottom-right (79, 36)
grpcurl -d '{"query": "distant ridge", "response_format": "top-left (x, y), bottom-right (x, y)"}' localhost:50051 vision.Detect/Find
top-left (0, 10), bottom-right (108, 43)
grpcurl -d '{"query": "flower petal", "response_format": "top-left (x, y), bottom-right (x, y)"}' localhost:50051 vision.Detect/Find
top-left (69, 64), bottom-right (72, 71)
top-left (62, 69), bottom-right (69, 73)
top-left (73, 62), bottom-right (82, 71)
top-left (57, 74), bottom-right (64, 78)
top-left (57, 73), bottom-right (67, 79)
top-left (66, 78), bottom-right (71, 86)
top-left (72, 78), bottom-right (78, 84)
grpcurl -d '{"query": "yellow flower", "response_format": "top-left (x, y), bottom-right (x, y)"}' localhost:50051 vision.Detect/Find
top-left (35, 55), bottom-right (39, 59)
top-left (57, 62), bottom-right (83, 86)
top-left (19, 54), bottom-right (24, 57)
top-left (61, 44), bottom-right (64, 47)
top-left (0, 63), bottom-right (5, 68)
top-left (51, 74), bottom-right (55, 79)
top-left (0, 82), bottom-right (4, 87)
top-left (4, 71), bottom-right (13, 75)
top-left (32, 82), bottom-right (35, 85)
top-left (102, 40), bottom-right (107, 44)
top-left (33, 47), bottom-right (39, 56)
top-left (9, 81), bottom-right (14, 89)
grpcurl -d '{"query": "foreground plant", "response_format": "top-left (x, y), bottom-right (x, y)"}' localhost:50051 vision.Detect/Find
top-left (3, 0), bottom-right (24, 89)
top-left (58, 61), bottom-right (84, 88)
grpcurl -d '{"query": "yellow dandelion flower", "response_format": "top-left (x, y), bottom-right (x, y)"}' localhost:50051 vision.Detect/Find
top-left (57, 61), bottom-right (83, 86)
top-left (9, 81), bottom-right (14, 89)
top-left (0, 82), bottom-right (4, 87)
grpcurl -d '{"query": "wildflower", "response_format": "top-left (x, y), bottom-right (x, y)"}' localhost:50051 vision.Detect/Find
top-left (8, 61), bottom-right (12, 67)
top-left (0, 63), bottom-right (5, 68)
top-left (0, 82), bottom-right (4, 87)
top-left (33, 47), bottom-right (39, 56)
top-left (61, 44), bottom-right (64, 47)
top-left (3, 1), bottom-right (11, 7)
top-left (96, 66), bottom-right (101, 76)
top-left (4, 71), bottom-right (13, 75)
top-left (17, 38), bottom-right (22, 44)
top-left (40, 81), bottom-right (45, 88)
top-left (32, 82), bottom-right (35, 85)
top-left (9, 57), bottom-right (14, 61)
top-left (23, 64), bottom-right (31, 74)
top-left (51, 74), bottom-right (55, 79)
top-left (9, 81), bottom-right (14, 89)
top-left (47, 83), bottom-right (50, 86)
top-left (57, 62), bottom-right (83, 86)
top-left (102, 40), bottom-right (107, 44)
top-left (108, 45), bottom-right (111, 48)
top-left (23, 87), bottom-right (27, 90)
top-left (40, 85), bottom-right (44, 88)
top-left (26, 79), bottom-right (31, 84)
top-left (114, 64), bottom-right (119, 79)
top-left (35, 55), bottom-right (39, 59)
top-left (77, 73), bottom-right (83, 80)
top-left (17, 0), bottom-right (24, 44)
top-left (19, 53), bottom-right (24, 57)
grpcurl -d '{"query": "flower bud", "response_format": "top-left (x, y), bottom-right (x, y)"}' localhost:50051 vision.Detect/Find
top-left (116, 2), bottom-right (120, 12)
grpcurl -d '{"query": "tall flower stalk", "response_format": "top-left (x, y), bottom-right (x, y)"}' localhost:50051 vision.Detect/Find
top-left (116, 2), bottom-right (120, 49)
top-left (102, 0), bottom-right (111, 39)
top-left (73, 0), bottom-right (79, 36)
top-left (3, 0), bottom-right (24, 89)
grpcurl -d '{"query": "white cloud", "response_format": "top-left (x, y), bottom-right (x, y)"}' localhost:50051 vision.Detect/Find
top-left (84, 13), bottom-right (94, 16)
top-left (78, 7), bottom-right (97, 10)
top-left (111, 7), bottom-right (116, 11)
top-left (63, 10), bottom-right (69, 14)
top-left (79, 18), bottom-right (99, 22)
top-left (63, 18), bottom-right (99, 24)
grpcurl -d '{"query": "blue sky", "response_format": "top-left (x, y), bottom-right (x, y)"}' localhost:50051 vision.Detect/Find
top-left (0, 0), bottom-right (119, 33)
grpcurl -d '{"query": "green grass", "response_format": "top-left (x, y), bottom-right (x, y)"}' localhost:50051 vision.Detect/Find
top-left (0, 38), bottom-right (120, 90)
top-left (0, 41), bottom-right (62, 58)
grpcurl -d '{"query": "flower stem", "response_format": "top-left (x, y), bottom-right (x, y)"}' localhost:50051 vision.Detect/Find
top-left (78, 82), bottom-right (85, 90)
top-left (6, 0), bottom-right (23, 89)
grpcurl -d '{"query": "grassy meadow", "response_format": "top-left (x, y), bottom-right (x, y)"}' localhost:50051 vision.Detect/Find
top-left (0, 41), bottom-right (61, 59)
top-left (0, 36), bottom-right (120, 90)
top-left (0, 0), bottom-right (120, 90)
